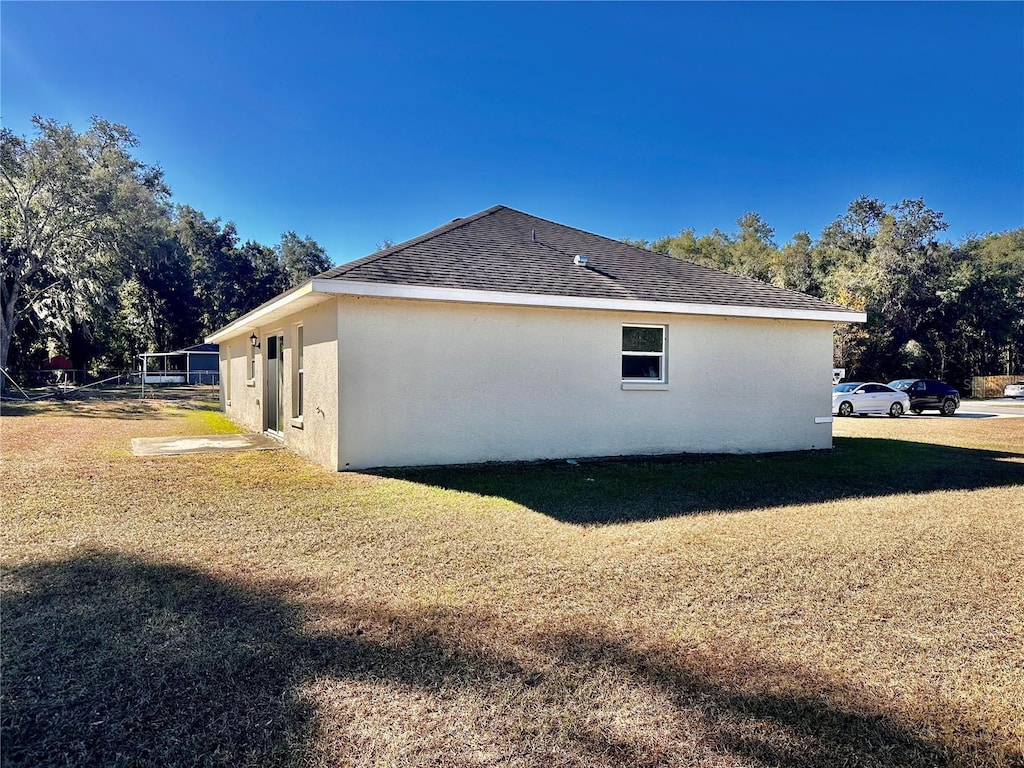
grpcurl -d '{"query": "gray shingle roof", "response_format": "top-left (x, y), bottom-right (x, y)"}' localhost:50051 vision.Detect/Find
top-left (318, 205), bottom-right (859, 316)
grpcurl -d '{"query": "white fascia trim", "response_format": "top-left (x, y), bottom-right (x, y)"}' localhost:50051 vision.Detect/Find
top-left (310, 278), bottom-right (867, 323)
top-left (205, 281), bottom-right (319, 344)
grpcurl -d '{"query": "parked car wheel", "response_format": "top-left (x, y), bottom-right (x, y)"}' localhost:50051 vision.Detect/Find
top-left (838, 401), bottom-right (853, 417)
top-left (889, 402), bottom-right (904, 418)
top-left (940, 398), bottom-right (957, 416)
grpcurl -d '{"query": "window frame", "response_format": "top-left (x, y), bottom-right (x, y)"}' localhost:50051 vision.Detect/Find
top-left (246, 341), bottom-right (256, 385)
top-left (224, 343), bottom-right (232, 404)
top-left (292, 324), bottom-right (304, 422)
top-left (621, 324), bottom-right (667, 385)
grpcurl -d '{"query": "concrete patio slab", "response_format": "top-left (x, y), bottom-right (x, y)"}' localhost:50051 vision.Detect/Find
top-left (131, 433), bottom-right (283, 457)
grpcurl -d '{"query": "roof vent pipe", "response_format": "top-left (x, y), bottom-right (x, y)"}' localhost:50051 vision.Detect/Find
top-left (574, 254), bottom-right (589, 266)
top-left (531, 229), bottom-right (537, 242)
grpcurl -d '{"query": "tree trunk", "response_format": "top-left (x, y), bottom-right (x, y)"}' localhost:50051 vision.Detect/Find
top-left (0, 320), bottom-right (13, 394)
top-left (0, 279), bottom-right (21, 384)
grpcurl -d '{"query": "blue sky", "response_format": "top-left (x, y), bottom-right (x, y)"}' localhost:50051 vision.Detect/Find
top-left (3, 2), bottom-right (1022, 265)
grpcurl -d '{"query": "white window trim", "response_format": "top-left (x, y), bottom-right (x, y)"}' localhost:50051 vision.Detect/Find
top-left (224, 344), bottom-right (232, 405)
top-left (622, 324), bottom-right (667, 386)
top-left (246, 342), bottom-right (256, 386)
top-left (622, 382), bottom-right (669, 391)
top-left (291, 324), bottom-right (304, 425)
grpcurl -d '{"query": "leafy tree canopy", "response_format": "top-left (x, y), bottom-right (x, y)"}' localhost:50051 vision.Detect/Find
top-left (1, 117), bottom-right (333, 378)
top-left (2, 116), bottom-right (1020, 389)
top-left (1, 116), bottom-right (168, 371)
top-left (639, 198), bottom-right (1021, 385)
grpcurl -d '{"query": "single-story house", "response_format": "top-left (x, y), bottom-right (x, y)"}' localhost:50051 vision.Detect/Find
top-left (206, 206), bottom-right (865, 471)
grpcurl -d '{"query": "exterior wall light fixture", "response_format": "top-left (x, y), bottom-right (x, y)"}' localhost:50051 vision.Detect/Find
top-left (250, 333), bottom-right (260, 349)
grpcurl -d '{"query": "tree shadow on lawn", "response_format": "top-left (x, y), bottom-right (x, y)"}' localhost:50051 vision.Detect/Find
top-left (1, 551), bottom-right (969, 767)
top-left (382, 438), bottom-right (1024, 525)
top-left (0, 396), bottom-right (215, 420)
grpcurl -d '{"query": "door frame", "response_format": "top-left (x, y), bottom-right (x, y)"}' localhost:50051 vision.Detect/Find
top-left (264, 330), bottom-right (285, 437)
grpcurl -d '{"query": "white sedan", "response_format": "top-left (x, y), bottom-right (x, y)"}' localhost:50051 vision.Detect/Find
top-left (832, 382), bottom-right (910, 418)
top-left (1004, 381), bottom-right (1024, 398)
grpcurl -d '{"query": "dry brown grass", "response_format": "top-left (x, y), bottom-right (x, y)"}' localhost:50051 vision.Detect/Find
top-left (2, 398), bottom-right (1022, 767)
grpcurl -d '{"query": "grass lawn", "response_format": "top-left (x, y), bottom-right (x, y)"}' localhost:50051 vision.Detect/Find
top-left (2, 397), bottom-right (1022, 767)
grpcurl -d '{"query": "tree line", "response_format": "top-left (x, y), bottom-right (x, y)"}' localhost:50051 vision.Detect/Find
top-left (626, 199), bottom-right (1023, 388)
top-left (1, 117), bottom-right (331, 378)
top-left (3, 115), bottom-right (1022, 389)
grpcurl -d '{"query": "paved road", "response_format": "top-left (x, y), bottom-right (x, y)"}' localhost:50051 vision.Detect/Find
top-left (955, 398), bottom-right (1024, 418)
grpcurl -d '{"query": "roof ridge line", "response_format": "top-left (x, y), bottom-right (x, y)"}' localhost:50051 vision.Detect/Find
top-left (500, 207), bottom-right (661, 260)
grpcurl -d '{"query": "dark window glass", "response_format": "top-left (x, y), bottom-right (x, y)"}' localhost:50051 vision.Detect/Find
top-left (622, 355), bottom-right (662, 380)
top-left (622, 326), bottom-right (663, 353)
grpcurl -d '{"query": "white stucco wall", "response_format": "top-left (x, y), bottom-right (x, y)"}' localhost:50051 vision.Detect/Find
top-left (219, 298), bottom-right (339, 469)
top-left (220, 338), bottom-right (261, 433)
top-left (335, 296), bottom-right (834, 470)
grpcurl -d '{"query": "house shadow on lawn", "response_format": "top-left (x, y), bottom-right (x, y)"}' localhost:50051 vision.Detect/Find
top-left (0, 551), bottom-right (963, 768)
top-left (382, 438), bottom-right (1024, 525)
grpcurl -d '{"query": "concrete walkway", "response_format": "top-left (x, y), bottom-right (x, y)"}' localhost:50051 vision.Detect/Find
top-left (131, 433), bottom-right (283, 457)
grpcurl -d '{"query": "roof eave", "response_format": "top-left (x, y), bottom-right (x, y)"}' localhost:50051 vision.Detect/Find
top-left (206, 278), bottom-right (865, 343)
top-left (311, 279), bottom-right (866, 323)
top-left (204, 280), bottom-right (331, 344)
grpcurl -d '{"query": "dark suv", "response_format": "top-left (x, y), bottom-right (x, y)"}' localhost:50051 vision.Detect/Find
top-left (887, 379), bottom-right (960, 416)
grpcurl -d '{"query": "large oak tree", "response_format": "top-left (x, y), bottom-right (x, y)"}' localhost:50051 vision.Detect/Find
top-left (0, 116), bottom-right (168, 373)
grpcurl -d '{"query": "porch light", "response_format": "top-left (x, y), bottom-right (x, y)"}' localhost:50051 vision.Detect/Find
top-left (250, 333), bottom-right (260, 349)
